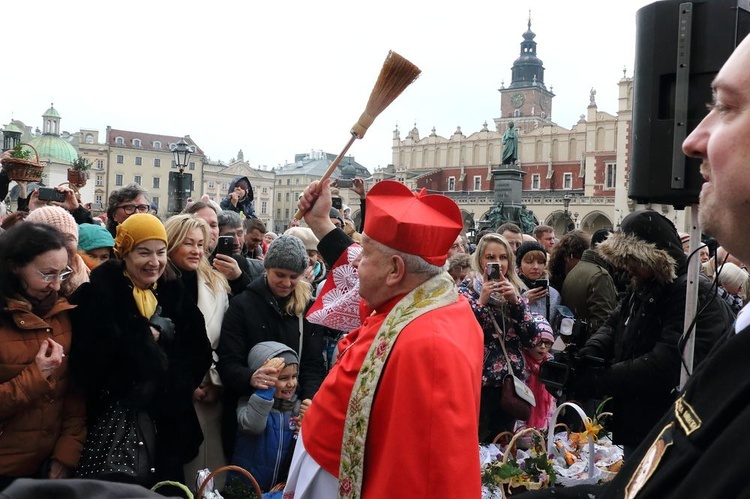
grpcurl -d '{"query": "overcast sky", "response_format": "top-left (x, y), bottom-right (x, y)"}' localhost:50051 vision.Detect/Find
top-left (3, 0), bottom-right (653, 172)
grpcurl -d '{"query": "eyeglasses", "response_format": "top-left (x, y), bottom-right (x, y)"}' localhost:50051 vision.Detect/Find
top-left (118, 204), bottom-right (151, 215)
top-left (35, 266), bottom-right (73, 283)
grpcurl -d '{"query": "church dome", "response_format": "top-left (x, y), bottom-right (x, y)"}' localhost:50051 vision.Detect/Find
top-left (26, 134), bottom-right (78, 164)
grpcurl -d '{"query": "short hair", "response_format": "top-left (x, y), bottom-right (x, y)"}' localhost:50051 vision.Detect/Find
top-left (106, 183), bottom-right (149, 233)
top-left (591, 229), bottom-right (612, 248)
top-left (548, 230), bottom-right (590, 288)
top-left (243, 218), bottom-right (266, 234)
top-left (182, 201), bottom-right (217, 216)
top-left (217, 210), bottom-right (243, 230)
top-left (498, 222), bottom-right (522, 235)
top-left (448, 252), bottom-right (471, 274)
top-left (533, 225), bottom-right (554, 239)
top-left (0, 222), bottom-right (69, 302)
top-left (367, 236), bottom-right (445, 277)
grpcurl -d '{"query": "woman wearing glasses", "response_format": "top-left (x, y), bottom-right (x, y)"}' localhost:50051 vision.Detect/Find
top-left (69, 214), bottom-right (211, 488)
top-left (0, 222), bottom-right (86, 488)
top-left (105, 183), bottom-right (151, 237)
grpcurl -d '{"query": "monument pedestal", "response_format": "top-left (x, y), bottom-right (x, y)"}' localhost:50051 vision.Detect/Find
top-left (483, 166), bottom-right (527, 230)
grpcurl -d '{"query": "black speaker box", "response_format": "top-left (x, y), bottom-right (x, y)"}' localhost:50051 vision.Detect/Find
top-left (629, 0), bottom-right (750, 208)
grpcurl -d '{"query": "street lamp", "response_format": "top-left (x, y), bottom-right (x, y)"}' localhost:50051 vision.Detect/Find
top-left (170, 138), bottom-right (195, 213)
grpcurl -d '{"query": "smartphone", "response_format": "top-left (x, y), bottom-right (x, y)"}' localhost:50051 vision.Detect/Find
top-left (38, 187), bottom-right (66, 203)
top-left (216, 236), bottom-right (234, 257)
top-left (331, 196), bottom-right (343, 210)
top-left (336, 179), bottom-right (354, 188)
top-left (534, 278), bottom-right (549, 289)
top-left (486, 262), bottom-right (502, 281)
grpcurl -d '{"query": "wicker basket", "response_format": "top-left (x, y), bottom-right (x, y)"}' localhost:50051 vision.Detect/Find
top-left (1, 143), bottom-right (44, 182)
top-left (197, 464), bottom-right (263, 499)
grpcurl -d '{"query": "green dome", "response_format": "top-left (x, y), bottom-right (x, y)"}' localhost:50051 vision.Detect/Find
top-left (43, 105), bottom-right (61, 118)
top-left (27, 135), bottom-right (78, 164)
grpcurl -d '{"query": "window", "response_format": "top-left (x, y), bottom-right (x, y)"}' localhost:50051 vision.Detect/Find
top-left (134, 175), bottom-right (142, 185)
top-left (96, 175), bottom-right (103, 187)
top-left (261, 201), bottom-right (267, 214)
top-left (286, 179), bottom-right (290, 185)
top-left (95, 194), bottom-right (102, 204)
top-left (473, 176), bottom-right (481, 191)
top-left (277, 208), bottom-right (281, 218)
top-left (171, 160), bottom-right (177, 169)
top-left (448, 176), bottom-right (456, 191)
top-left (531, 174), bottom-right (540, 190)
top-left (115, 137), bottom-right (124, 145)
top-left (296, 178), bottom-right (300, 185)
top-left (116, 155), bottom-right (124, 164)
top-left (153, 177), bottom-right (160, 189)
top-left (208, 181), bottom-right (215, 189)
top-left (153, 141), bottom-right (161, 149)
top-left (262, 187), bottom-right (268, 194)
top-left (154, 158), bottom-right (161, 167)
top-left (605, 162), bottom-right (616, 189)
top-left (277, 193), bottom-right (281, 202)
top-left (133, 139), bottom-right (141, 147)
top-left (563, 173), bottom-right (573, 190)
top-left (115, 174), bottom-right (123, 186)
top-left (285, 208), bottom-right (290, 220)
top-left (152, 197), bottom-right (159, 209)
top-left (285, 192), bottom-right (290, 202)
top-left (222, 183), bottom-right (229, 190)
top-left (135, 157), bottom-right (142, 166)
top-left (97, 159), bottom-right (104, 169)
top-left (189, 162), bottom-right (195, 171)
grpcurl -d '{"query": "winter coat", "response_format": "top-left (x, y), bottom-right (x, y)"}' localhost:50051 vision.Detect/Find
top-left (576, 210), bottom-right (733, 448)
top-left (0, 297), bottom-right (86, 476)
top-left (216, 276), bottom-right (325, 456)
top-left (232, 392), bottom-right (299, 492)
top-left (219, 176), bottom-right (256, 219)
top-left (561, 248), bottom-right (619, 337)
top-left (69, 260), bottom-right (212, 484)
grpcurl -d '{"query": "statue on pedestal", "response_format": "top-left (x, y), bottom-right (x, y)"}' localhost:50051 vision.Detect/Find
top-left (519, 204), bottom-right (536, 234)
top-left (501, 122), bottom-right (519, 166)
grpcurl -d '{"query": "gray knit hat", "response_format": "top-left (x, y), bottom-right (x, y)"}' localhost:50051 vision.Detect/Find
top-left (247, 341), bottom-right (299, 372)
top-left (264, 234), bottom-right (308, 274)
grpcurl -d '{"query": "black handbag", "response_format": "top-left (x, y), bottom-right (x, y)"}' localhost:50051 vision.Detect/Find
top-left (76, 399), bottom-right (157, 485)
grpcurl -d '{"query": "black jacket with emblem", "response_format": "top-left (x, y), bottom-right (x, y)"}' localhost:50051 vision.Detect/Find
top-left (68, 259), bottom-right (211, 484)
top-left (575, 210), bottom-right (733, 448)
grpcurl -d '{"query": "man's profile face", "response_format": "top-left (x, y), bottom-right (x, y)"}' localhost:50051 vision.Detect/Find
top-left (683, 36), bottom-right (750, 258)
top-left (537, 231), bottom-right (556, 251)
top-left (219, 225), bottom-right (244, 254)
top-left (352, 235), bottom-right (392, 309)
top-left (502, 230), bottom-right (523, 253)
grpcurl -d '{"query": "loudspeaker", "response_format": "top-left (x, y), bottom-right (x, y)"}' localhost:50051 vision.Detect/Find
top-left (629, 0), bottom-right (750, 208)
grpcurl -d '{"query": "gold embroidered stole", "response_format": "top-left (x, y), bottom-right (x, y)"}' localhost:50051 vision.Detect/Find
top-left (338, 272), bottom-right (457, 499)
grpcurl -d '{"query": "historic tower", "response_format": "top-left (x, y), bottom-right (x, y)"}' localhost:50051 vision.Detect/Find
top-left (496, 16), bottom-right (555, 134)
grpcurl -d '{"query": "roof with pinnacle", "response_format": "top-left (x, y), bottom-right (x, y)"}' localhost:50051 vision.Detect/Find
top-left (26, 134), bottom-right (78, 164)
top-left (43, 105), bottom-right (61, 118)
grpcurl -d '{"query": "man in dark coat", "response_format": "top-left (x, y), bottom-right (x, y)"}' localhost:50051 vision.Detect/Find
top-left (572, 210), bottom-right (733, 452)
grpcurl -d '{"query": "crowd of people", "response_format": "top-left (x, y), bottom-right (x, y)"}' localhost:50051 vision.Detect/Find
top-left (2, 34), bottom-right (750, 498)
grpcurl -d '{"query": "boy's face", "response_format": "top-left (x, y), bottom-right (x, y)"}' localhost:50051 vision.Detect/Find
top-left (274, 364), bottom-right (298, 400)
top-left (87, 247), bottom-right (111, 267)
top-left (234, 184), bottom-right (247, 199)
top-left (527, 340), bottom-right (553, 362)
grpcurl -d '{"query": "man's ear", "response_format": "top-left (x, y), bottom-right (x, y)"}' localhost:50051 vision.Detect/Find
top-left (384, 254), bottom-right (407, 287)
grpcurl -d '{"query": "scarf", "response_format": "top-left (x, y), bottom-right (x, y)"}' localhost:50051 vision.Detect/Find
top-left (19, 291), bottom-right (59, 318)
top-left (338, 271), bottom-right (458, 499)
top-left (125, 271), bottom-right (158, 318)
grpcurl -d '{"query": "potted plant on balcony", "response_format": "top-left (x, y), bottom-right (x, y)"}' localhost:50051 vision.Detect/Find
top-left (68, 156), bottom-right (92, 187)
top-left (1, 143), bottom-right (44, 182)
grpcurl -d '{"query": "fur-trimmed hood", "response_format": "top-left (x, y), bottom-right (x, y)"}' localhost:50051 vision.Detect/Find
top-left (596, 210), bottom-right (687, 285)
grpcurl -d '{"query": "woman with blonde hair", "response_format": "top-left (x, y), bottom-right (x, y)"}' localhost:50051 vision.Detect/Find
top-left (217, 235), bottom-right (326, 460)
top-left (458, 232), bottom-right (541, 441)
top-left (163, 215), bottom-right (231, 489)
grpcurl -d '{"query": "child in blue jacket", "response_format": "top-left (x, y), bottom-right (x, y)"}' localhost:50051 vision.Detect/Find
top-left (227, 341), bottom-right (311, 493)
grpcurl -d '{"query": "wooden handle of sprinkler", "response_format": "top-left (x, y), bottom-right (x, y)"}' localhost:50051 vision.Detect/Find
top-left (293, 133), bottom-right (358, 220)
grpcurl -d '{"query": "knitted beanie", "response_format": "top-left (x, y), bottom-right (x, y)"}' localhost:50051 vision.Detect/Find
top-left (329, 207), bottom-right (344, 227)
top-left (284, 226), bottom-right (319, 252)
top-left (264, 234), bottom-right (308, 274)
top-left (247, 341), bottom-right (299, 372)
top-left (78, 223), bottom-right (115, 252)
top-left (114, 213), bottom-right (168, 259)
top-left (531, 314), bottom-right (555, 345)
top-left (27, 206), bottom-right (79, 243)
top-left (516, 241), bottom-right (546, 267)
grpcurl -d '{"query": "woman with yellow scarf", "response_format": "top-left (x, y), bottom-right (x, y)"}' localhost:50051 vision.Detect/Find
top-left (69, 214), bottom-right (211, 489)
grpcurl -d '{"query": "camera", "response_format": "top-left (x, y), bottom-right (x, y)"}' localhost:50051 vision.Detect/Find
top-left (335, 179), bottom-right (354, 189)
top-left (38, 188), bottom-right (66, 203)
top-left (539, 307), bottom-right (606, 398)
top-left (331, 196), bottom-right (343, 211)
top-left (215, 236), bottom-right (234, 257)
